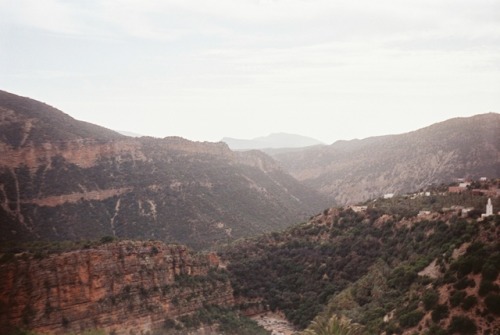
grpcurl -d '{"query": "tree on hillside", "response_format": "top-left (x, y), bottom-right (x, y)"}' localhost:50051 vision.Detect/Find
top-left (301, 315), bottom-right (363, 335)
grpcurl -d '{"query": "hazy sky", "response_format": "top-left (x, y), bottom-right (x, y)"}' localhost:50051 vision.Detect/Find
top-left (1, 0), bottom-right (499, 144)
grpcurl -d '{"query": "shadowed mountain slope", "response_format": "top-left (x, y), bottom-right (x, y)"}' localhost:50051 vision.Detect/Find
top-left (0, 90), bottom-right (330, 249)
top-left (270, 113), bottom-right (500, 204)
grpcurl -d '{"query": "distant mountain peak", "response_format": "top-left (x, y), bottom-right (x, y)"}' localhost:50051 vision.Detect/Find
top-left (222, 133), bottom-right (324, 150)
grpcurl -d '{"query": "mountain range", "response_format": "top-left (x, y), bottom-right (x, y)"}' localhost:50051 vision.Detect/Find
top-left (0, 90), bottom-right (330, 249)
top-left (0, 89), bottom-right (499, 335)
top-left (222, 133), bottom-right (324, 150)
top-left (269, 113), bottom-right (500, 204)
top-left (1, 90), bottom-right (499, 247)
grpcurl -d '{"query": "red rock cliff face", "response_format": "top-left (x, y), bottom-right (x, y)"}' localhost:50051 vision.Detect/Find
top-left (0, 241), bottom-right (234, 334)
top-left (0, 139), bottom-right (146, 170)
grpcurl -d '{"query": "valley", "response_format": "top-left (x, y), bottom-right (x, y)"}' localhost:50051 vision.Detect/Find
top-left (0, 90), bottom-right (499, 335)
top-left (2, 181), bottom-right (499, 334)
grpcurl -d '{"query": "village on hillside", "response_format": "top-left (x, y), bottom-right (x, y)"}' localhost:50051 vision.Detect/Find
top-left (349, 178), bottom-right (500, 220)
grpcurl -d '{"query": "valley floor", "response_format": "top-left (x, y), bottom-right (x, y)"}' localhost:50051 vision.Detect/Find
top-left (251, 312), bottom-right (297, 335)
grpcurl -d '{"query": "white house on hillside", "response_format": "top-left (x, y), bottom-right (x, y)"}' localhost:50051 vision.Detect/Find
top-left (486, 198), bottom-right (493, 216)
top-left (481, 198), bottom-right (494, 219)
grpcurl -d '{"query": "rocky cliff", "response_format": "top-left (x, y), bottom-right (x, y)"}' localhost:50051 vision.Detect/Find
top-left (0, 90), bottom-right (330, 249)
top-left (0, 241), bottom-right (234, 334)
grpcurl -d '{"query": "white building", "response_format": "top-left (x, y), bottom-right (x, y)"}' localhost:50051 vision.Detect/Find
top-left (350, 205), bottom-right (368, 213)
top-left (481, 198), bottom-right (494, 219)
top-left (486, 198), bottom-right (493, 216)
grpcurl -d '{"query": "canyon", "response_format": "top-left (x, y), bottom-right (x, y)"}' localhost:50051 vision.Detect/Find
top-left (2, 90), bottom-right (499, 335)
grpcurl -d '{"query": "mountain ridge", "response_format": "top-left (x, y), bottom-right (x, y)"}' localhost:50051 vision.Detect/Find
top-left (0, 90), bottom-right (124, 148)
top-left (222, 133), bottom-right (324, 150)
top-left (269, 112), bottom-right (500, 204)
top-left (0, 90), bottom-right (330, 249)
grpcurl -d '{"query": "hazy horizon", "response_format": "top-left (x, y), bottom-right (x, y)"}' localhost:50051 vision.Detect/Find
top-left (1, 0), bottom-right (499, 144)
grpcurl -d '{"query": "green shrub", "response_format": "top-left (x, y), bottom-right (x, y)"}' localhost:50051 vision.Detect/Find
top-left (461, 296), bottom-right (477, 311)
top-left (384, 322), bottom-right (401, 334)
top-left (481, 262), bottom-right (499, 281)
top-left (450, 257), bottom-right (475, 278)
top-left (0, 252), bottom-right (15, 263)
top-left (100, 236), bottom-right (115, 244)
top-left (399, 310), bottom-right (424, 328)
top-left (484, 293), bottom-right (500, 315)
top-left (478, 280), bottom-right (500, 296)
top-left (447, 315), bottom-right (476, 334)
top-left (422, 289), bottom-right (439, 311)
top-left (453, 277), bottom-right (474, 290)
top-left (450, 291), bottom-right (466, 307)
top-left (388, 265), bottom-right (418, 291)
top-left (425, 324), bottom-right (446, 335)
top-left (179, 314), bottom-right (201, 328)
top-left (431, 304), bottom-right (449, 322)
top-left (5, 329), bottom-right (40, 335)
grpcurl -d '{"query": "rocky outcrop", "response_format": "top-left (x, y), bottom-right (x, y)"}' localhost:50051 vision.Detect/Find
top-left (0, 241), bottom-right (234, 335)
top-left (0, 139), bottom-right (146, 170)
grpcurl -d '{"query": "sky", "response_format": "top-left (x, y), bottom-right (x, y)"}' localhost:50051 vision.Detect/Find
top-left (1, 0), bottom-right (499, 144)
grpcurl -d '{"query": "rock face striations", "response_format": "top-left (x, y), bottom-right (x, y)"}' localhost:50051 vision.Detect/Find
top-left (0, 241), bottom-right (234, 334)
top-left (0, 90), bottom-right (330, 249)
top-left (270, 113), bottom-right (500, 205)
